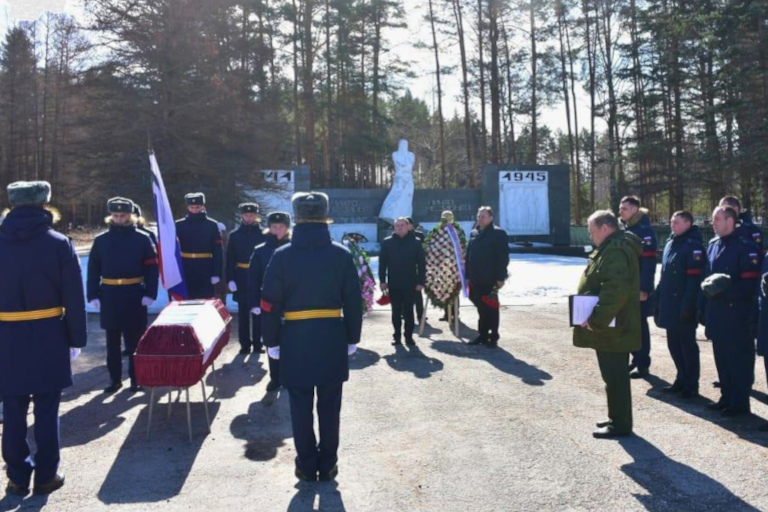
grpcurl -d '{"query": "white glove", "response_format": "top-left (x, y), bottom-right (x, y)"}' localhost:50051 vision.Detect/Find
top-left (267, 346), bottom-right (280, 360)
top-left (211, 277), bottom-right (220, 285)
top-left (347, 344), bottom-right (358, 356)
top-left (250, 307), bottom-right (261, 315)
top-left (70, 348), bottom-right (81, 360)
top-left (89, 299), bottom-right (101, 310)
top-left (141, 297), bottom-right (155, 307)
top-left (228, 281), bottom-right (238, 293)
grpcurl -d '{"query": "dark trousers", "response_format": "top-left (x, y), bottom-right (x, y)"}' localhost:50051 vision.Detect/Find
top-left (238, 306), bottom-right (261, 350)
top-left (268, 357), bottom-right (280, 384)
top-left (287, 383), bottom-right (343, 476)
top-left (596, 351), bottom-right (633, 432)
top-left (666, 323), bottom-right (700, 392)
top-left (2, 392), bottom-right (61, 487)
top-left (713, 333), bottom-right (755, 411)
top-left (469, 283), bottom-right (500, 338)
top-left (107, 328), bottom-right (142, 387)
top-left (390, 288), bottom-right (415, 340)
top-left (414, 290), bottom-right (424, 321)
top-left (631, 301), bottom-right (653, 370)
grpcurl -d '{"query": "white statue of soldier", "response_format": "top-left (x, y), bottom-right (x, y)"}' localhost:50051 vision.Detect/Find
top-left (379, 138), bottom-right (415, 226)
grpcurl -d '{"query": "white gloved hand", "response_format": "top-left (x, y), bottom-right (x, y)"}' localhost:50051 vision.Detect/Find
top-left (347, 344), bottom-right (358, 356)
top-left (70, 348), bottom-right (81, 360)
top-left (250, 307), bottom-right (261, 315)
top-left (89, 299), bottom-right (101, 310)
top-left (141, 297), bottom-right (155, 307)
top-left (211, 277), bottom-right (221, 285)
top-left (267, 346), bottom-right (280, 360)
top-left (228, 281), bottom-right (238, 293)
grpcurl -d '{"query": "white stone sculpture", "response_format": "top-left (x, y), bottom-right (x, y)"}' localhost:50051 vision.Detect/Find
top-left (378, 139), bottom-right (415, 225)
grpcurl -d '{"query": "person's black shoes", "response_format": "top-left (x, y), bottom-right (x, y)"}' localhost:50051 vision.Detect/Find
top-left (254, 346), bottom-right (266, 354)
top-left (266, 380), bottom-right (281, 392)
top-left (319, 465), bottom-right (339, 482)
top-left (129, 384), bottom-right (144, 393)
top-left (121, 349), bottom-right (131, 357)
top-left (629, 368), bottom-right (649, 379)
top-left (392, 335), bottom-right (402, 346)
top-left (405, 338), bottom-right (416, 346)
top-left (34, 474), bottom-right (65, 495)
top-left (661, 384), bottom-right (683, 393)
top-left (239, 347), bottom-right (251, 355)
top-left (721, 408), bottom-right (750, 418)
top-left (485, 334), bottom-right (500, 348)
top-left (468, 335), bottom-right (486, 346)
top-left (103, 381), bottom-right (123, 394)
top-left (707, 400), bottom-right (727, 411)
top-left (713, 380), bottom-right (721, 388)
top-left (5, 480), bottom-right (29, 496)
top-left (592, 426), bottom-right (632, 439)
top-left (295, 467), bottom-right (317, 482)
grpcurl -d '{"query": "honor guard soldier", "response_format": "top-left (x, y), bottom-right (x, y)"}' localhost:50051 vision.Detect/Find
top-left (87, 197), bottom-right (159, 394)
top-left (0, 181), bottom-right (87, 496)
top-left (699, 205), bottom-right (761, 416)
top-left (261, 193), bottom-right (363, 482)
top-left (132, 202), bottom-right (158, 246)
top-left (248, 211), bottom-right (292, 391)
top-left (618, 195), bottom-right (657, 378)
top-left (719, 195), bottom-right (765, 257)
top-left (226, 202), bottom-right (266, 355)
top-left (176, 193), bottom-right (223, 299)
top-left (654, 211), bottom-right (705, 397)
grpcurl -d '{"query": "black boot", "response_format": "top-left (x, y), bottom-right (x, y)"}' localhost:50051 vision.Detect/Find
top-left (485, 333), bottom-right (500, 348)
top-left (392, 334), bottom-right (402, 346)
top-left (103, 381), bottom-right (123, 394)
top-left (468, 335), bottom-right (487, 346)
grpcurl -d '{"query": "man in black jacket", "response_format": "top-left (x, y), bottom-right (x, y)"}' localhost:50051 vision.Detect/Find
top-left (466, 206), bottom-right (509, 347)
top-left (380, 217), bottom-right (426, 346)
top-left (407, 217), bottom-right (426, 322)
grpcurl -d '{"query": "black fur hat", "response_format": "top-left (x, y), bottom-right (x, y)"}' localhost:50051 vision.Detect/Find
top-left (185, 193), bottom-right (205, 206)
top-left (267, 211), bottom-right (291, 227)
top-left (239, 202), bottom-right (260, 215)
top-left (107, 197), bottom-right (135, 214)
top-left (292, 192), bottom-right (330, 224)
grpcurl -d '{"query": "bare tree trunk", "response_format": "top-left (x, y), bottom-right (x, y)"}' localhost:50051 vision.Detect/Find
top-left (452, 0), bottom-right (476, 179)
top-left (428, 0), bottom-right (447, 187)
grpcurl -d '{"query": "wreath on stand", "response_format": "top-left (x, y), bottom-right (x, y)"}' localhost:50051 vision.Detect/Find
top-left (342, 233), bottom-right (376, 313)
top-left (423, 218), bottom-right (467, 309)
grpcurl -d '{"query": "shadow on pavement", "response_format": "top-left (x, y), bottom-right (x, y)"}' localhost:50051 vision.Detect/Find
top-left (430, 339), bottom-right (552, 386)
top-left (205, 351), bottom-right (268, 400)
top-left (618, 435), bottom-right (761, 511)
top-left (60, 388), bottom-right (147, 448)
top-left (287, 481), bottom-right (346, 512)
top-left (383, 344), bottom-right (443, 379)
top-left (349, 347), bottom-right (380, 371)
top-left (230, 389), bottom-right (293, 462)
top-left (96, 387), bottom-right (221, 504)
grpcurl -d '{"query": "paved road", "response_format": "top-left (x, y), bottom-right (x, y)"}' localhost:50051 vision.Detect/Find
top-left (1, 303), bottom-right (768, 511)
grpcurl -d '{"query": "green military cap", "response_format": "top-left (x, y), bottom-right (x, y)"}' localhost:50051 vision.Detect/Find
top-left (185, 193), bottom-right (206, 206)
top-left (107, 197), bottom-right (135, 214)
top-left (8, 181), bottom-right (51, 206)
top-left (701, 273), bottom-right (732, 299)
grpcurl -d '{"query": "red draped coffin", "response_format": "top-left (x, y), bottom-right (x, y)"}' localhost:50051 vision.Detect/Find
top-left (135, 299), bottom-right (232, 387)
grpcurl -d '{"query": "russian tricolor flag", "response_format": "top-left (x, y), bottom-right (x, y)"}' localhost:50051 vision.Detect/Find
top-left (149, 152), bottom-right (188, 300)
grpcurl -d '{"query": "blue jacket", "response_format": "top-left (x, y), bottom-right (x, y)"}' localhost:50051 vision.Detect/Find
top-left (247, 233), bottom-right (290, 310)
top-left (225, 223), bottom-right (266, 303)
top-left (700, 231), bottom-right (761, 342)
top-left (736, 211), bottom-right (765, 256)
top-left (175, 212), bottom-right (223, 299)
top-left (260, 223), bottom-right (363, 387)
top-left (655, 225), bottom-right (705, 329)
top-left (87, 223), bottom-right (159, 331)
top-left (0, 206), bottom-right (87, 395)
top-left (623, 210), bottom-right (658, 293)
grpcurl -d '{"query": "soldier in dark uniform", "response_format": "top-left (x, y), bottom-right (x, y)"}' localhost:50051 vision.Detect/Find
top-left (618, 195), bottom-right (657, 378)
top-left (720, 195), bottom-right (765, 256)
top-left (655, 211), bottom-right (705, 397)
top-left (261, 192), bottom-right (363, 482)
top-left (226, 203), bottom-right (266, 355)
top-left (175, 193), bottom-right (223, 299)
top-left (699, 205), bottom-right (761, 416)
top-left (379, 217), bottom-right (426, 347)
top-left (87, 197), bottom-right (159, 394)
top-left (249, 211), bottom-right (292, 391)
top-left (406, 217), bottom-right (426, 323)
top-left (465, 206), bottom-right (509, 347)
top-left (0, 181), bottom-right (87, 496)
top-left (132, 203), bottom-right (158, 246)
